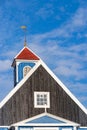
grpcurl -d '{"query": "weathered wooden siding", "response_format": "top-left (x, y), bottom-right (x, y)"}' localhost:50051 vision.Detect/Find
top-left (0, 65), bottom-right (87, 126)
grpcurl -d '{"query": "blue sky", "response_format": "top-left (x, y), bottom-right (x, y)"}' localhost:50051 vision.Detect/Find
top-left (0, 0), bottom-right (87, 108)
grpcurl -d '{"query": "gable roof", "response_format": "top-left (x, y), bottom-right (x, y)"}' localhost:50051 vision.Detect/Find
top-left (12, 112), bottom-right (80, 126)
top-left (12, 46), bottom-right (40, 66)
top-left (0, 60), bottom-right (87, 115)
top-left (15, 46), bottom-right (40, 60)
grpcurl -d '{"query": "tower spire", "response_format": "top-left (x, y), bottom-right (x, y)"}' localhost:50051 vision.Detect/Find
top-left (21, 26), bottom-right (27, 47)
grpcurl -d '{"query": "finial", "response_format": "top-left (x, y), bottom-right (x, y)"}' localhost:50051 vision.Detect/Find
top-left (21, 26), bottom-right (27, 47)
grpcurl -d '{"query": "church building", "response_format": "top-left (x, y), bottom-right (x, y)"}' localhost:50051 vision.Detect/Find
top-left (0, 40), bottom-right (87, 130)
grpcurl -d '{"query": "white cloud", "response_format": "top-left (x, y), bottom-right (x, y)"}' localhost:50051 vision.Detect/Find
top-left (36, 6), bottom-right (54, 20)
top-left (54, 63), bottom-right (87, 80)
top-left (72, 8), bottom-right (87, 27)
top-left (35, 3), bottom-right (54, 20)
top-left (70, 43), bottom-right (87, 51)
top-left (1, 50), bottom-right (17, 59)
top-left (67, 82), bottom-right (87, 106)
top-left (0, 60), bottom-right (11, 72)
top-left (28, 6), bottom-right (87, 82)
top-left (29, 37), bottom-right (87, 80)
top-left (29, 7), bottom-right (87, 47)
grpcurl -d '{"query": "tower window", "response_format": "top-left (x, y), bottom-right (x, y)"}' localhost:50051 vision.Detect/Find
top-left (23, 66), bottom-right (31, 77)
top-left (34, 92), bottom-right (50, 108)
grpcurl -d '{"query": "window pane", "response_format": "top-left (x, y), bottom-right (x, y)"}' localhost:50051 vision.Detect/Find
top-left (23, 66), bottom-right (31, 77)
top-left (36, 94), bottom-right (47, 106)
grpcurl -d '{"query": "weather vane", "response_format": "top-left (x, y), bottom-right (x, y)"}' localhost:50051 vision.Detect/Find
top-left (21, 25), bottom-right (27, 47)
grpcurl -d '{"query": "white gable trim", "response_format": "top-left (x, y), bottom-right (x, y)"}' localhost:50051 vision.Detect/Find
top-left (12, 112), bottom-right (80, 127)
top-left (0, 59), bottom-right (87, 115)
top-left (0, 126), bottom-right (9, 128)
top-left (40, 60), bottom-right (87, 115)
top-left (79, 127), bottom-right (87, 128)
top-left (13, 124), bottom-right (76, 127)
top-left (14, 46), bottom-right (26, 59)
top-left (0, 60), bottom-right (41, 108)
top-left (15, 59), bottom-right (39, 63)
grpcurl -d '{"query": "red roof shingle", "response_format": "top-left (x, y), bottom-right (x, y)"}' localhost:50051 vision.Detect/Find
top-left (16, 47), bottom-right (39, 60)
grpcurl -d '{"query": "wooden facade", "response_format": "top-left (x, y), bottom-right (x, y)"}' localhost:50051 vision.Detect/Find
top-left (0, 65), bottom-right (87, 126)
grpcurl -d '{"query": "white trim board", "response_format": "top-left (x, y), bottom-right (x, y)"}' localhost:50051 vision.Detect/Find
top-left (0, 126), bottom-right (9, 128)
top-left (0, 59), bottom-right (87, 115)
top-left (15, 59), bottom-right (39, 63)
top-left (13, 124), bottom-right (77, 127)
top-left (34, 127), bottom-right (59, 130)
top-left (0, 60), bottom-right (41, 108)
top-left (40, 60), bottom-right (87, 114)
top-left (12, 112), bottom-right (80, 127)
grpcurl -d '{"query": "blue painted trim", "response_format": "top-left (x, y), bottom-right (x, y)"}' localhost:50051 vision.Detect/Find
top-left (18, 62), bottom-right (35, 82)
top-left (18, 126), bottom-right (33, 130)
top-left (0, 128), bottom-right (8, 130)
top-left (78, 128), bottom-right (87, 130)
top-left (26, 116), bottom-right (65, 124)
top-left (59, 126), bottom-right (73, 130)
top-left (14, 65), bottom-right (16, 86)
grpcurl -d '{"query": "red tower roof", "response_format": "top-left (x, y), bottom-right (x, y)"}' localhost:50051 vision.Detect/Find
top-left (12, 46), bottom-right (40, 67)
top-left (15, 47), bottom-right (39, 60)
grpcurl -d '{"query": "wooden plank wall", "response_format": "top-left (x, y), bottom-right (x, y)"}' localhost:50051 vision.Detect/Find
top-left (0, 65), bottom-right (87, 126)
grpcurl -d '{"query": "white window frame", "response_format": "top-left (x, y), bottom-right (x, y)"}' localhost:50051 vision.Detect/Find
top-left (23, 66), bottom-right (31, 77)
top-left (34, 92), bottom-right (50, 108)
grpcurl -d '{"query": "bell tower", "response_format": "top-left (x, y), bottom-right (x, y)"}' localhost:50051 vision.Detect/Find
top-left (12, 26), bottom-right (40, 87)
top-left (12, 46), bottom-right (40, 87)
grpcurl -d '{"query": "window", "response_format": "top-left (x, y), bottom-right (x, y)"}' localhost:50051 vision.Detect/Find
top-left (23, 66), bottom-right (31, 77)
top-left (34, 127), bottom-right (59, 130)
top-left (62, 128), bottom-right (72, 130)
top-left (34, 92), bottom-right (50, 108)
